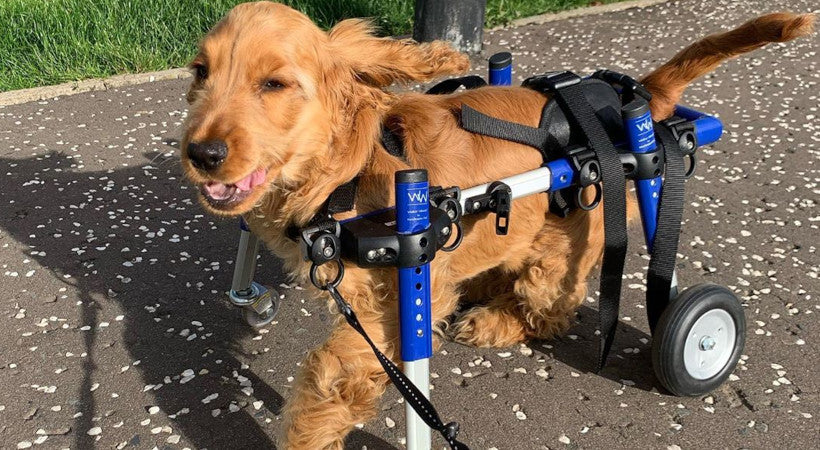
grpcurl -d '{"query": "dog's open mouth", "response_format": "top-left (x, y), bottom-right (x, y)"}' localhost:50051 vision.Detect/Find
top-left (199, 167), bottom-right (268, 210)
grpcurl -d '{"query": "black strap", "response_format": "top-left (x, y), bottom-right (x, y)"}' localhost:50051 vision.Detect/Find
top-left (286, 177), bottom-right (359, 241)
top-left (426, 75), bottom-right (487, 95)
top-left (460, 105), bottom-right (549, 152)
top-left (550, 83), bottom-right (628, 372)
top-left (326, 285), bottom-right (469, 449)
top-left (324, 177), bottom-right (359, 215)
top-left (381, 125), bottom-right (407, 160)
top-left (646, 124), bottom-right (686, 332)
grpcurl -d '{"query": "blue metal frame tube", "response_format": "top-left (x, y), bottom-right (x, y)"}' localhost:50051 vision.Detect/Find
top-left (395, 169), bottom-right (433, 450)
top-left (623, 99), bottom-right (661, 250)
top-left (396, 170), bottom-right (433, 361)
top-left (675, 105), bottom-right (723, 147)
top-left (488, 52), bottom-right (512, 86)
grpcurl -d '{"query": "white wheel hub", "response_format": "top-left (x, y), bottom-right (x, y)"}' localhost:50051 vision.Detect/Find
top-left (684, 309), bottom-right (736, 380)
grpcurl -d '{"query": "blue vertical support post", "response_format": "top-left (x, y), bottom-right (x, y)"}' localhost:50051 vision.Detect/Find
top-left (488, 52), bottom-right (512, 86)
top-left (395, 169), bottom-right (433, 450)
top-left (622, 98), bottom-right (679, 297)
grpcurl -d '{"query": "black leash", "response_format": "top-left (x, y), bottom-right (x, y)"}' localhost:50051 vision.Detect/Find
top-left (324, 284), bottom-right (468, 449)
top-left (549, 82), bottom-right (629, 372)
top-left (645, 123), bottom-right (686, 332)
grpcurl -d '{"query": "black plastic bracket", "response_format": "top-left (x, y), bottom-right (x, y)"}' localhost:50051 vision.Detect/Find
top-left (299, 220), bottom-right (342, 264)
top-left (338, 207), bottom-right (453, 268)
top-left (464, 181), bottom-right (513, 235)
top-left (490, 182), bottom-right (512, 235)
top-left (661, 116), bottom-right (698, 155)
top-left (429, 186), bottom-right (463, 224)
top-left (565, 145), bottom-right (601, 187)
top-left (522, 71), bottom-right (582, 92)
top-left (620, 150), bottom-right (665, 180)
top-left (660, 116), bottom-right (698, 178)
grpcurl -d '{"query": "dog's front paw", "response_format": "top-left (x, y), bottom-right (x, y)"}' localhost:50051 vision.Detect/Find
top-left (450, 306), bottom-right (527, 348)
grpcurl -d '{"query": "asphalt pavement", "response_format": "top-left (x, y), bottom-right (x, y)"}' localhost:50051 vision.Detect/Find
top-left (1, 0), bottom-right (818, 448)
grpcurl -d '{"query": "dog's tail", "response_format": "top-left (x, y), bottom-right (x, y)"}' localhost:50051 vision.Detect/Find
top-left (642, 12), bottom-right (816, 119)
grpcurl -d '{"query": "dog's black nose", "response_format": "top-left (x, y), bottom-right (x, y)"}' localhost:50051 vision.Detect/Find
top-left (187, 140), bottom-right (228, 171)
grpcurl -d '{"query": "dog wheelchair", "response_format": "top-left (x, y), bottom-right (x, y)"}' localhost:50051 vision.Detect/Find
top-left (226, 53), bottom-right (746, 449)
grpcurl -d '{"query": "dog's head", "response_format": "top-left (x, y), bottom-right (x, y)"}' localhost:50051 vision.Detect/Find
top-left (182, 1), bottom-right (469, 217)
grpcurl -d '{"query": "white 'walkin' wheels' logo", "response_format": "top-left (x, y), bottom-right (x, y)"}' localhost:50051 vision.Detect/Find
top-left (635, 117), bottom-right (653, 132)
top-left (407, 191), bottom-right (428, 203)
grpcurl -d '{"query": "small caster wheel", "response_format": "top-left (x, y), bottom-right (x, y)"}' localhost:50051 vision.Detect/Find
top-left (238, 285), bottom-right (280, 328)
top-left (652, 283), bottom-right (745, 396)
top-left (242, 302), bottom-right (279, 328)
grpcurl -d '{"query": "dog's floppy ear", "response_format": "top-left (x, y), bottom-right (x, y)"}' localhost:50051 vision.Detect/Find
top-left (328, 19), bottom-right (470, 87)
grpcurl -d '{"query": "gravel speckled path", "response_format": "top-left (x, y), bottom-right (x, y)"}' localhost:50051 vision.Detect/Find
top-left (1, 1), bottom-right (817, 449)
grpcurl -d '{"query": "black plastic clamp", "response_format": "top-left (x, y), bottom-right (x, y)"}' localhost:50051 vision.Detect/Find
top-left (564, 145), bottom-right (601, 187)
top-left (620, 150), bottom-right (665, 180)
top-left (660, 116), bottom-right (698, 178)
top-left (429, 186), bottom-right (464, 251)
top-left (522, 71), bottom-right (582, 93)
top-left (464, 181), bottom-right (513, 235)
top-left (299, 220), bottom-right (342, 265)
top-left (338, 207), bottom-right (453, 268)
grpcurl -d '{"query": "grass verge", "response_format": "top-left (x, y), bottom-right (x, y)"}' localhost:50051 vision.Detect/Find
top-left (0, 0), bottom-right (623, 92)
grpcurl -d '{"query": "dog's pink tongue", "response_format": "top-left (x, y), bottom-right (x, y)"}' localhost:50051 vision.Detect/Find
top-left (234, 168), bottom-right (268, 191)
top-left (203, 182), bottom-right (234, 200)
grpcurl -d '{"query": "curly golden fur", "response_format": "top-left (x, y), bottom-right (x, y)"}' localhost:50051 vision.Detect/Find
top-left (181, 3), bottom-right (814, 448)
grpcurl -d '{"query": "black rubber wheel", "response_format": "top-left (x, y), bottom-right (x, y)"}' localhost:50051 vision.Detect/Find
top-left (652, 283), bottom-right (745, 396)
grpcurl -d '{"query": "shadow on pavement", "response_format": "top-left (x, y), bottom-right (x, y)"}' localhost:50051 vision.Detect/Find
top-left (0, 152), bottom-right (287, 449)
top-left (535, 305), bottom-right (658, 392)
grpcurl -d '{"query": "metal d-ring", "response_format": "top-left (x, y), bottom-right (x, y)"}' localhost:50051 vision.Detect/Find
top-left (577, 184), bottom-right (602, 211)
top-left (441, 221), bottom-right (463, 252)
top-left (310, 260), bottom-right (345, 291)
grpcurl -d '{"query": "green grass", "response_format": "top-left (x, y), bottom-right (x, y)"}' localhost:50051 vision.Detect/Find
top-left (0, 0), bottom-right (622, 92)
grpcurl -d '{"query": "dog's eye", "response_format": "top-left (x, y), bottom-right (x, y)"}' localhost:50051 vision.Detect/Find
top-left (194, 64), bottom-right (208, 81)
top-left (263, 79), bottom-right (284, 91)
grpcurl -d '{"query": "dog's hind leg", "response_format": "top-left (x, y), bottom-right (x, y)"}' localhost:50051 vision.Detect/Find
top-left (450, 234), bottom-right (578, 347)
top-left (451, 205), bottom-right (605, 348)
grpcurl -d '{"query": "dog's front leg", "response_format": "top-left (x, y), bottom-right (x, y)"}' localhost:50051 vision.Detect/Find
top-left (283, 308), bottom-right (396, 450)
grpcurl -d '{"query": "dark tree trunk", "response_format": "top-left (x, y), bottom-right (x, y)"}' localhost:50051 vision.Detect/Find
top-left (413, 0), bottom-right (487, 54)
